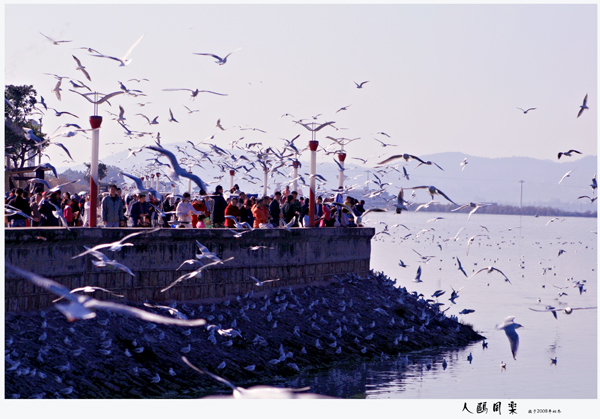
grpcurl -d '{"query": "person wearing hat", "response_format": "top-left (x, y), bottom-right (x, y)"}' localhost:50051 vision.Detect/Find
top-left (101, 184), bottom-right (125, 227)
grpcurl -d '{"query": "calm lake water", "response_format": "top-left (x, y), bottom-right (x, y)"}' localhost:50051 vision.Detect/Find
top-left (277, 212), bottom-right (597, 399)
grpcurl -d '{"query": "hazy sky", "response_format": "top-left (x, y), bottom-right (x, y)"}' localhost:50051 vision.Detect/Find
top-left (4, 3), bottom-right (597, 173)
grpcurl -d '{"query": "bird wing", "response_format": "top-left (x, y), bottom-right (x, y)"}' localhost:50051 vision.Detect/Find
top-left (193, 53), bottom-right (222, 60)
top-left (582, 94), bottom-right (588, 107)
top-left (86, 300), bottom-right (206, 326)
top-left (435, 188), bottom-right (458, 205)
top-left (120, 172), bottom-right (145, 190)
top-left (504, 327), bottom-right (520, 360)
top-left (377, 155), bottom-right (404, 165)
top-left (6, 264), bottom-right (77, 302)
top-left (181, 356), bottom-right (238, 391)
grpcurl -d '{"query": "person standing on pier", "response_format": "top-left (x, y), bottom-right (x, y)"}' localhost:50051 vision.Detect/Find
top-left (175, 192), bottom-right (204, 228)
top-left (101, 184), bottom-right (125, 227)
top-left (269, 191), bottom-right (282, 226)
top-left (210, 185), bottom-right (227, 228)
top-left (224, 196), bottom-right (241, 228)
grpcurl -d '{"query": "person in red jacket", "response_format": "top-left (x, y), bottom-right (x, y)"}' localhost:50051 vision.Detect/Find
top-left (224, 197), bottom-right (241, 228)
top-left (63, 198), bottom-right (74, 226)
top-left (251, 198), bottom-right (271, 228)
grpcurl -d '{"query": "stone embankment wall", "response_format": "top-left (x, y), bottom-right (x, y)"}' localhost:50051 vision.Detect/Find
top-left (5, 227), bottom-right (374, 311)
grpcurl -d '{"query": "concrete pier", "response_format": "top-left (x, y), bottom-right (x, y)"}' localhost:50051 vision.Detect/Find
top-left (4, 227), bottom-right (374, 311)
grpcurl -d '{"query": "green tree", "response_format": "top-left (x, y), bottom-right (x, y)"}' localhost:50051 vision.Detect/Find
top-left (5, 85), bottom-right (47, 169)
top-left (83, 162), bottom-right (109, 183)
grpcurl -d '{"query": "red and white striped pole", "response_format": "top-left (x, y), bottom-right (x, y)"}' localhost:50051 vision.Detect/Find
top-left (88, 115), bottom-right (102, 227)
top-left (337, 152), bottom-right (346, 190)
top-left (308, 140), bottom-right (319, 227)
top-left (262, 167), bottom-right (268, 197)
top-left (229, 169), bottom-right (235, 191)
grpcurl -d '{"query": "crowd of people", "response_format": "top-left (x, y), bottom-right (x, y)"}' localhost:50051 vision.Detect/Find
top-left (5, 182), bottom-right (368, 229)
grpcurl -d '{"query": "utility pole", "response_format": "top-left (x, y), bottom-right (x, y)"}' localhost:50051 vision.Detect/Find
top-left (519, 180), bottom-right (524, 213)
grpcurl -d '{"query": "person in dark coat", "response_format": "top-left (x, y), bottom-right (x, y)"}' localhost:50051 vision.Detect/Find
top-left (210, 185), bottom-right (227, 228)
top-left (39, 190), bottom-right (61, 226)
top-left (269, 191), bottom-right (282, 226)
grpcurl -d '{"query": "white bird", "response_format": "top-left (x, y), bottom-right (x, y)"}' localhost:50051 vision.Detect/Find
top-left (248, 275), bottom-right (281, 287)
top-left (469, 266), bottom-right (511, 284)
top-left (460, 158), bottom-right (468, 171)
top-left (90, 34), bottom-right (145, 66)
top-left (72, 55), bottom-right (92, 81)
top-left (577, 93), bottom-right (588, 118)
top-left (405, 185), bottom-right (459, 206)
top-left (182, 357), bottom-right (329, 399)
top-left (451, 202), bottom-right (492, 221)
top-left (40, 32), bottom-right (72, 45)
top-left (413, 265), bottom-right (423, 283)
top-left (161, 257), bottom-right (234, 293)
top-left (52, 286), bottom-right (124, 303)
top-left (6, 264), bottom-right (207, 326)
top-left (529, 306), bottom-right (596, 319)
top-left (162, 88), bottom-right (228, 98)
top-left (193, 48), bottom-right (241, 65)
top-left (150, 374), bottom-right (161, 383)
top-left (496, 316), bottom-right (523, 360)
top-left (72, 228), bottom-right (160, 258)
top-left (466, 234), bottom-right (489, 256)
top-left (558, 169), bottom-right (575, 184)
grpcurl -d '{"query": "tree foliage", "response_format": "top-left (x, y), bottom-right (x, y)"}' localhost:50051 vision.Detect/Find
top-left (83, 162), bottom-right (109, 183)
top-left (5, 85), bottom-right (47, 169)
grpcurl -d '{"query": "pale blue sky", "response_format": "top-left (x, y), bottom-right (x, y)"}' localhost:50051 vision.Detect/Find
top-left (4, 3), bottom-right (597, 170)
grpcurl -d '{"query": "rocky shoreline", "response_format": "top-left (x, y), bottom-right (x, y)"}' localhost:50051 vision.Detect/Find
top-left (5, 270), bottom-right (484, 399)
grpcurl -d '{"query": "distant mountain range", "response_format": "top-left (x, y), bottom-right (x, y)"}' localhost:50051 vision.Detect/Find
top-left (56, 147), bottom-right (597, 212)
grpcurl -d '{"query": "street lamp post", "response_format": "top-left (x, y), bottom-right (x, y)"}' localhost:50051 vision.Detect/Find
top-left (292, 160), bottom-right (300, 192)
top-left (337, 152), bottom-right (346, 190)
top-left (308, 140), bottom-right (319, 227)
top-left (262, 167), bottom-right (268, 197)
top-left (88, 115), bottom-right (103, 227)
top-left (230, 170), bottom-right (235, 192)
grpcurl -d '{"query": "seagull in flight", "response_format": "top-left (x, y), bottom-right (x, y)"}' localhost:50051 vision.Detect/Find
top-left (248, 275), bottom-right (281, 287)
top-left (456, 257), bottom-right (468, 277)
top-left (40, 32), bottom-right (72, 45)
top-left (193, 48), bottom-right (241, 65)
top-left (146, 145), bottom-right (209, 193)
top-left (413, 265), bottom-right (423, 283)
top-left (90, 34), bottom-right (145, 66)
top-left (394, 188), bottom-right (409, 213)
top-left (120, 172), bottom-right (162, 199)
top-left (181, 356), bottom-right (327, 399)
top-left (466, 234), bottom-right (489, 256)
top-left (162, 88), bottom-right (228, 98)
top-left (517, 107), bottom-right (536, 114)
top-left (469, 266), bottom-right (511, 284)
top-left (72, 55), bottom-right (92, 81)
top-left (451, 202), bottom-right (492, 221)
top-left (377, 153), bottom-right (426, 166)
top-left (529, 306), bottom-right (596, 319)
top-left (557, 149), bottom-right (581, 159)
top-left (373, 137), bottom-right (397, 147)
top-left (69, 90), bottom-right (124, 105)
top-left (354, 81), bottom-right (369, 89)
top-left (414, 160), bottom-right (444, 171)
top-left (460, 158), bottom-right (468, 171)
top-left (496, 316), bottom-right (523, 360)
top-left (6, 264), bottom-right (207, 326)
top-left (558, 169), bottom-right (575, 184)
top-left (405, 186), bottom-right (459, 206)
top-left (72, 228), bottom-right (160, 258)
top-left (577, 94), bottom-right (588, 118)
